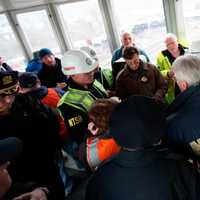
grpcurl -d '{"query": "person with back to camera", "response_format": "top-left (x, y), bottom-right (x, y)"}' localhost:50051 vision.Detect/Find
top-left (86, 95), bottom-right (200, 200)
top-left (86, 98), bottom-right (121, 170)
top-left (165, 55), bottom-right (200, 165)
top-left (18, 72), bottom-right (68, 139)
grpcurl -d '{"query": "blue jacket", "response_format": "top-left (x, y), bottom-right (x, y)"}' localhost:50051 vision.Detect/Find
top-left (165, 84), bottom-right (200, 156)
top-left (111, 46), bottom-right (150, 66)
top-left (26, 58), bottom-right (42, 73)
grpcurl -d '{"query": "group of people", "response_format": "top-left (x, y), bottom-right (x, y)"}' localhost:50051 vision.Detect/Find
top-left (1, 31), bottom-right (200, 200)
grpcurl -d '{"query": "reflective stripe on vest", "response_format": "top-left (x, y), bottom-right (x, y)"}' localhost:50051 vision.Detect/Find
top-left (87, 137), bottom-right (121, 170)
top-left (58, 88), bottom-right (95, 113)
top-left (57, 80), bottom-right (107, 113)
top-left (101, 69), bottom-right (113, 88)
top-left (87, 137), bottom-right (100, 170)
top-left (93, 79), bottom-right (108, 97)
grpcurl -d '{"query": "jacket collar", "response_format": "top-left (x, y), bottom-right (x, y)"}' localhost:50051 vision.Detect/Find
top-left (166, 84), bottom-right (200, 116)
top-left (111, 147), bottom-right (164, 167)
top-left (27, 86), bottom-right (48, 99)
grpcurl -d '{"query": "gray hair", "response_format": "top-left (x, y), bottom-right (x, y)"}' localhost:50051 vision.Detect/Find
top-left (164, 33), bottom-right (177, 43)
top-left (172, 54), bottom-right (200, 86)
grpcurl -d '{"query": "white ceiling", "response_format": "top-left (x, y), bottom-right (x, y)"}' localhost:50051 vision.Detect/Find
top-left (0, 0), bottom-right (82, 12)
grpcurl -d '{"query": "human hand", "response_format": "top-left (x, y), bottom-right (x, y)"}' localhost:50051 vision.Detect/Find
top-left (167, 70), bottom-right (174, 79)
top-left (88, 122), bottom-right (100, 136)
top-left (0, 162), bottom-right (12, 199)
top-left (13, 188), bottom-right (48, 200)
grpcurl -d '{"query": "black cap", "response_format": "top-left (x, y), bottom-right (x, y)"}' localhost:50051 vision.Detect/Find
top-left (0, 71), bottom-right (18, 95)
top-left (19, 72), bottom-right (39, 88)
top-left (0, 137), bottom-right (22, 165)
top-left (109, 95), bottom-right (165, 149)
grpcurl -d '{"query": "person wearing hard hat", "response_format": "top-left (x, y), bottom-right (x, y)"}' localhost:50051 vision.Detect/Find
top-left (57, 50), bottom-right (108, 172)
top-left (80, 46), bottom-right (113, 91)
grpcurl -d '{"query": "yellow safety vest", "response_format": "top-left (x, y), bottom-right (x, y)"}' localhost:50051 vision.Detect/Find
top-left (156, 53), bottom-right (175, 104)
top-left (101, 68), bottom-right (113, 89)
top-left (57, 80), bottom-right (108, 114)
top-left (156, 52), bottom-right (172, 76)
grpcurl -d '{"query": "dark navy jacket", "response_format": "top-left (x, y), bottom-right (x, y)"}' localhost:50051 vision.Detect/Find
top-left (163, 85), bottom-right (200, 158)
top-left (27, 86), bottom-right (64, 100)
top-left (165, 84), bottom-right (200, 157)
top-left (86, 148), bottom-right (200, 200)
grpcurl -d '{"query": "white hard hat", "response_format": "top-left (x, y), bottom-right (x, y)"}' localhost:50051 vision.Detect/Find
top-left (61, 50), bottom-right (98, 76)
top-left (80, 46), bottom-right (98, 62)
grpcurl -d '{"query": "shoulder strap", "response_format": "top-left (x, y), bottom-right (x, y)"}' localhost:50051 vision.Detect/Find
top-left (93, 80), bottom-right (108, 97)
top-left (102, 69), bottom-right (113, 88)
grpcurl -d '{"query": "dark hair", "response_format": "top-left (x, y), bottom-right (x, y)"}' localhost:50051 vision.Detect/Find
top-left (88, 99), bottom-right (119, 132)
top-left (123, 46), bottom-right (139, 60)
top-left (19, 72), bottom-right (39, 88)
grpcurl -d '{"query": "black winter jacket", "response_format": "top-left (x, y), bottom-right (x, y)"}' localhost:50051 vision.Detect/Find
top-left (0, 94), bottom-right (65, 200)
top-left (86, 148), bottom-right (200, 200)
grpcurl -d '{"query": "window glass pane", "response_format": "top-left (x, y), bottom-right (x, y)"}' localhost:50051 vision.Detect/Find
top-left (0, 14), bottom-right (26, 71)
top-left (58, 0), bottom-right (111, 68)
top-left (111, 0), bottom-right (166, 63)
top-left (183, 0), bottom-right (200, 43)
top-left (16, 10), bottom-right (61, 54)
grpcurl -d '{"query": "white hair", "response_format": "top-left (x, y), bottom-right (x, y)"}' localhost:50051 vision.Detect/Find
top-left (164, 33), bottom-right (177, 43)
top-left (172, 54), bottom-right (200, 86)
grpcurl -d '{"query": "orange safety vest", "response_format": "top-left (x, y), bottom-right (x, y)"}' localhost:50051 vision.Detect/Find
top-left (87, 136), bottom-right (121, 170)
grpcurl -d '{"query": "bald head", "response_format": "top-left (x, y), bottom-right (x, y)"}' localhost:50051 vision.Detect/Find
top-left (164, 33), bottom-right (177, 44)
top-left (164, 33), bottom-right (179, 53)
top-left (121, 32), bottom-right (135, 47)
